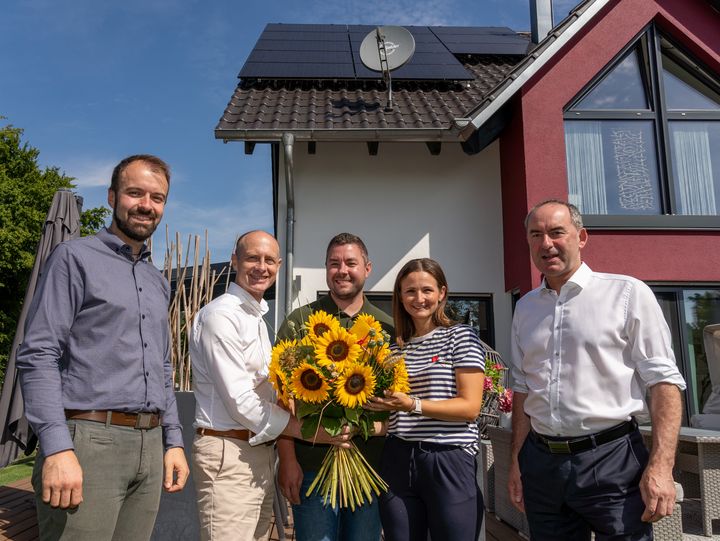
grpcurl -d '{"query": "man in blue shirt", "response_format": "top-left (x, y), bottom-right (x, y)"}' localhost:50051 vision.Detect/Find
top-left (17, 155), bottom-right (189, 540)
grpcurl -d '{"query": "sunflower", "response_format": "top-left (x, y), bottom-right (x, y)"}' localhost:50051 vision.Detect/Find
top-left (269, 363), bottom-right (291, 406)
top-left (335, 363), bottom-right (375, 408)
top-left (271, 339), bottom-right (300, 370)
top-left (349, 313), bottom-right (383, 345)
top-left (305, 311), bottom-right (340, 341)
top-left (388, 359), bottom-right (411, 394)
top-left (314, 327), bottom-right (361, 370)
top-left (374, 343), bottom-right (391, 364)
top-left (290, 362), bottom-right (330, 403)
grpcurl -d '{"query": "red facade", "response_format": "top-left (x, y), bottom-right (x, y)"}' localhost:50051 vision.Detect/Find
top-left (500, 0), bottom-right (720, 294)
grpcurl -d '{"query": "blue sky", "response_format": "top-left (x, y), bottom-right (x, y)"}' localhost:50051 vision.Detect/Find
top-left (1, 0), bottom-right (578, 264)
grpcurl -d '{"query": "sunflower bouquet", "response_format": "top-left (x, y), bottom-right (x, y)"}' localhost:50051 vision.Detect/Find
top-left (269, 310), bottom-right (410, 510)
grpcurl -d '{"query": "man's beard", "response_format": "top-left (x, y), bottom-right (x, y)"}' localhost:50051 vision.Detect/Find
top-left (113, 207), bottom-right (158, 242)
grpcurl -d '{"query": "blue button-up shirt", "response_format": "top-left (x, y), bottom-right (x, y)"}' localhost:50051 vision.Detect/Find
top-left (17, 228), bottom-right (182, 456)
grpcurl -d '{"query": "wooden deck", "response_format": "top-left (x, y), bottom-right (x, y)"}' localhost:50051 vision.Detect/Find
top-left (0, 478), bottom-right (38, 541)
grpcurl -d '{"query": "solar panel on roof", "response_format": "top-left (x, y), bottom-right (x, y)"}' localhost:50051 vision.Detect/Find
top-left (239, 23), bottom-right (521, 81)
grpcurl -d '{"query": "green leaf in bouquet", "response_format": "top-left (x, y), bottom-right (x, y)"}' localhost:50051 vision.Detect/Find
top-left (296, 400), bottom-right (321, 420)
top-left (323, 403), bottom-right (345, 418)
top-left (368, 411), bottom-right (389, 422)
top-left (344, 407), bottom-right (360, 424)
top-left (300, 414), bottom-right (320, 440)
top-left (321, 416), bottom-right (344, 436)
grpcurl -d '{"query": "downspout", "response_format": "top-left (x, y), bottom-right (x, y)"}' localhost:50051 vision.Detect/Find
top-left (282, 132), bottom-right (295, 316)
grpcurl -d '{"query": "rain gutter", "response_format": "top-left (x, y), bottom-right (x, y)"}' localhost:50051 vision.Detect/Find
top-left (215, 127), bottom-right (454, 143)
top-left (282, 132), bottom-right (295, 316)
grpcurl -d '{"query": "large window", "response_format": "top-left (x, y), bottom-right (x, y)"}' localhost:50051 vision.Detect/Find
top-left (564, 27), bottom-right (720, 228)
top-left (653, 286), bottom-right (720, 420)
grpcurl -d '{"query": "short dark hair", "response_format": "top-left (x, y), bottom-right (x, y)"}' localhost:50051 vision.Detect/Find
top-left (392, 258), bottom-right (452, 347)
top-left (325, 233), bottom-right (369, 264)
top-left (524, 199), bottom-right (584, 231)
top-left (110, 154), bottom-right (171, 192)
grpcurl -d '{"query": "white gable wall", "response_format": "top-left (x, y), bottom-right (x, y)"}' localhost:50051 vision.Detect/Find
top-left (275, 140), bottom-right (512, 358)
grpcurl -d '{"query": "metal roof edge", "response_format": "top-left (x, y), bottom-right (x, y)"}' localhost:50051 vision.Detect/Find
top-left (214, 127), bottom-right (458, 143)
top-left (453, 0), bottom-right (611, 137)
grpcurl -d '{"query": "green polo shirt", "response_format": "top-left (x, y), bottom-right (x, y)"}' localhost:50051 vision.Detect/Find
top-left (276, 295), bottom-right (395, 472)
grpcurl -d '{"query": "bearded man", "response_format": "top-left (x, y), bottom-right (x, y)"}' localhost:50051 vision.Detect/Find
top-left (17, 155), bottom-right (189, 541)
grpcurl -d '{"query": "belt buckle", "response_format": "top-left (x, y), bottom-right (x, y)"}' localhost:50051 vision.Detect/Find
top-left (547, 440), bottom-right (571, 454)
top-left (135, 413), bottom-right (153, 430)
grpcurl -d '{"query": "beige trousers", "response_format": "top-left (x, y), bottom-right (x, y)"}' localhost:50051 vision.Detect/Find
top-left (192, 434), bottom-right (275, 541)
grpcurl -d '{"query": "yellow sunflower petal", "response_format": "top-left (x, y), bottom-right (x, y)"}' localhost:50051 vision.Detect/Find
top-left (304, 311), bottom-right (341, 341)
top-left (349, 313), bottom-right (383, 345)
top-left (334, 363), bottom-right (375, 408)
top-left (290, 362), bottom-right (330, 403)
top-left (315, 327), bottom-right (362, 369)
top-left (388, 359), bottom-right (411, 394)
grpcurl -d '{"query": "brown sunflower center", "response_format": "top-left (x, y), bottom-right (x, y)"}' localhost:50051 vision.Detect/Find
top-left (327, 340), bottom-right (350, 362)
top-left (313, 323), bottom-right (331, 336)
top-left (300, 369), bottom-right (323, 391)
top-left (345, 374), bottom-right (366, 395)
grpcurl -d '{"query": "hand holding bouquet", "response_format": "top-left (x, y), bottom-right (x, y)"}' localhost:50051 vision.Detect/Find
top-left (270, 311), bottom-right (409, 509)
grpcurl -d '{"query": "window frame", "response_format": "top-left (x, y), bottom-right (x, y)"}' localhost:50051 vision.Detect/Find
top-left (650, 283), bottom-right (720, 422)
top-left (564, 24), bottom-right (720, 229)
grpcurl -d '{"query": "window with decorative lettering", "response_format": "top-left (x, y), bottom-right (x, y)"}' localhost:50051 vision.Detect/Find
top-left (564, 27), bottom-right (720, 225)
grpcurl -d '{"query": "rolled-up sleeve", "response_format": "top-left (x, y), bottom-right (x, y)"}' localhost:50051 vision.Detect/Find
top-left (196, 311), bottom-right (290, 445)
top-left (626, 281), bottom-right (686, 390)
top-left (16, 245), bottom-right (81, 456)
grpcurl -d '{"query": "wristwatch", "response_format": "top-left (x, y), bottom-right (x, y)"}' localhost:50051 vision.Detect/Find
top-left (409, 396), bottom-right (422, 415)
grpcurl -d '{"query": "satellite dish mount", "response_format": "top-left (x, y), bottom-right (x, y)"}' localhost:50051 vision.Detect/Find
top-left (359, 26), bottom-right (415, 112)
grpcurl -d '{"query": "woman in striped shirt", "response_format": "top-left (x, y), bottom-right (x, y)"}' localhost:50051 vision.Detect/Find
top-left (365, 258), bottom-right (486, 541)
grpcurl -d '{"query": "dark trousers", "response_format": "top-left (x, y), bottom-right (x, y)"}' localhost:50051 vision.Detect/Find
top-left (33, 420), bottom-right (163, 541)
top-left (378, 436), bottom-right (483, 541)
top-left (519, 428), bottom-right (653, 541)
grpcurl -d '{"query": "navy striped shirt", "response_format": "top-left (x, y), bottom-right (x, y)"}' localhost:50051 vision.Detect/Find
top-left (388, 324), bottom-right (485, 454)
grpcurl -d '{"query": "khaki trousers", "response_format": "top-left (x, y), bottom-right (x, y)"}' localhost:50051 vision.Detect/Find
top-left (192, 434), bottom-right (275, 541)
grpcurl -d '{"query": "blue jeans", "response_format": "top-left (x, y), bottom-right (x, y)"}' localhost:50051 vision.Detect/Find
top-left (292, 471), bottom-right (382, 541)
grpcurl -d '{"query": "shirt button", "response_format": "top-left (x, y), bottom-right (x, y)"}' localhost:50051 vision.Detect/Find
top-left (142, 314), bottom-right (146, 320)
top-left (146, 402), bottom-right (151, 407)
top-left (139, 287), bottom-right (143, 292)
top-left (555, 352), bottom-right (560, 356)
top-left (144, 343), bottom-right (148, 348)
top-left (145, 371), bottom-right (150, 377)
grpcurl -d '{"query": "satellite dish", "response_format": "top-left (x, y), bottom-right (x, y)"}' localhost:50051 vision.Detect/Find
top-left (359, 26), bottom-right (416, 110)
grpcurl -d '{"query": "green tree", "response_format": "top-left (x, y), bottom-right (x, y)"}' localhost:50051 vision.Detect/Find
top-left (0, 122), bottom-right (109, 385)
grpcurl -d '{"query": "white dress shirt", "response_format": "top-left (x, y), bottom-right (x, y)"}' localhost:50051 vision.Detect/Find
top-left (190, 282), bottom-right (290, 445)
top-left (510, 263), bottom-right (686, 437)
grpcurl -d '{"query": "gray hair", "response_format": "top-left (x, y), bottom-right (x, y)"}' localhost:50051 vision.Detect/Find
top-left (525, 199), bottom-right (584, 231)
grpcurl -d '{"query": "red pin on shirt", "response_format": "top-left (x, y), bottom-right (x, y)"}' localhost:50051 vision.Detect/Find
top-left (431, 355), bottom-right (439, 363)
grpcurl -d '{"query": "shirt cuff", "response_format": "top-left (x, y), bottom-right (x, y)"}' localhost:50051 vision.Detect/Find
top-left (38, 423), bottom-right (74, 457)
top-left (249, 405), bottom-right (291, 446)
top-left (162, 426), bottom-right (185, 451)
top-left (639, 358), bottom-right (687, 391)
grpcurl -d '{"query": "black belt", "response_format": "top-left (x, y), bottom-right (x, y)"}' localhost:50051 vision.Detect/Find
top-left (532, 419), bottom-right (637, 454)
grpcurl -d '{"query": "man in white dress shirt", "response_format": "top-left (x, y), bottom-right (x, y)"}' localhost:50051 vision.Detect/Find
top-left (190, 230), bottom-right (342, 541)
top-left (507, 200), bottom-right (686, 541)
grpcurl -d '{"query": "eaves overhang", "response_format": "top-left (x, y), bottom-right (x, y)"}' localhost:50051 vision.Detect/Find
top-left (215, 127), bottom-right (457, 143)
top-left (453, 0), bottom-right (612, 140)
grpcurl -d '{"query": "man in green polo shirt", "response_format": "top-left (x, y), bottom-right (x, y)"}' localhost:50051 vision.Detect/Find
top-left (276, 232), bottom-right (393, 541)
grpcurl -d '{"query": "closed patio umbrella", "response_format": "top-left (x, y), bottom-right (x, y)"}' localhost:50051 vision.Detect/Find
top-left (0, 189), bottom-right (82, 466)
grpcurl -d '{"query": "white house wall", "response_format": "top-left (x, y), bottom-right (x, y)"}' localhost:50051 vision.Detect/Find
top-left (275, 140), bottom-right (512, 359)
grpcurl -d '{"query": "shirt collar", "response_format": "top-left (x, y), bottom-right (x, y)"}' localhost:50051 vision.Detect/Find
top-left (96, 227), bottom-right (151, 262)
top-left (228, 282), bottom-right (269, 316)
top-left (541, 262), bottom-right (592, 293)
top-left (317, 294), bottom-right (371, 318)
